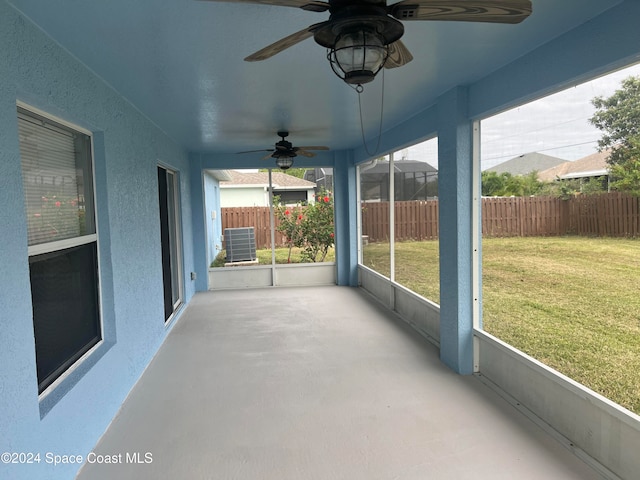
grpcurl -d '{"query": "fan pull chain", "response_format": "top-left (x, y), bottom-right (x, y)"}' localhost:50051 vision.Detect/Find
top-left (357, 68), bottom-right (385, 157)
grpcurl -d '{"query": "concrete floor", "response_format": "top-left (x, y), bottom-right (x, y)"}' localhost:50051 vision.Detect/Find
top-left (76, 286), bottom-right (605, 480)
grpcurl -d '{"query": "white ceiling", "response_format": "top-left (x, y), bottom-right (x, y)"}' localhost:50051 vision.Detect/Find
top-left (7, 0), bottom-right (623, 154)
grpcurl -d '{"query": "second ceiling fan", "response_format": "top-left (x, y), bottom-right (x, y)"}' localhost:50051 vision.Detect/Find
top-left (238, 131), bottom-right (329, 169)
top-left (202, 0), bottom-right (532, 86)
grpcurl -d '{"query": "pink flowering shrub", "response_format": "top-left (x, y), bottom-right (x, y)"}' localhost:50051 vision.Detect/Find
top-left (274, 189), bottom-right (334, 262)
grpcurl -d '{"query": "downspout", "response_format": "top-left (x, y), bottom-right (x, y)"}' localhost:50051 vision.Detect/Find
top-left (360, 157), bottom-right (380, 172)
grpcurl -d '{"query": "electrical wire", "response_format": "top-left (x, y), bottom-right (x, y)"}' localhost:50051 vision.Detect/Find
top-left (481, 116), bottom-right (596, 146)
top-left (481, 139), bottom-right (599, 163)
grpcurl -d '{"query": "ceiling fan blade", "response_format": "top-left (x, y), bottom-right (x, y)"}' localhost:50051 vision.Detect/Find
top-left (262, 152), bottom-right (276, 160)
top-left (237, 148), bottom-right (274, 154)
top-left (295, 146), bottom-right (329, 151)
top-left (385, 40), bottom-right (413, 69)
top-left (389, 0), bottom-right (531, 24)
top-left (198, 0), bottom-right (329, 12)
top-left (296, 150), bottom-right (317, 158)
top-left (244, 24), bottom-right (322, 61)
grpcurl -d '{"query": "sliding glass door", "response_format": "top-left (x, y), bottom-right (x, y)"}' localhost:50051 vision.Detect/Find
top-left (157, 166), bottom-right (183, 322)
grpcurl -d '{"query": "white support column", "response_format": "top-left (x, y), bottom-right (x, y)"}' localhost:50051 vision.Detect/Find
top-left (389, 152), bottom-right (395, 284)
top-left (472, 120), bottom-right (482, 373)
top-left (356, 164), bottom-right (363, 265)
top-left (268, 169), bottom-right (276, 285)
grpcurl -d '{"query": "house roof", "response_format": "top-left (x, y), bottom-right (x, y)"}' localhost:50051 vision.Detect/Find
top-left (220, 170), bottom-right (316, 189)
top-left (204, 170), bottom-right (233, 182)
top-left (537, 150), bottom-right (610, 182)
top-left (375, 159), bottom-right (438, 174)
top-left (305, 161), bottom-right (437, 179)
top-left (485, 153), bottom-right (569, 176)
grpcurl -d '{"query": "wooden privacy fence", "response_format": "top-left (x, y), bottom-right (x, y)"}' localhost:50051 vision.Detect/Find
top-left (222, 193), bottom-right (640, 248)
top-left (220, 207), bottom-right (285, 249)
top-left (361, 197), bottom-right (569, 241)
top-left (362, 200), bottom-right (440, 242)
top-left (565, 192), bottom-right (640, 237)
top-left (481, 196), bottom-right (568, 237)
top-left (360, 193), bottom-right (640, 241)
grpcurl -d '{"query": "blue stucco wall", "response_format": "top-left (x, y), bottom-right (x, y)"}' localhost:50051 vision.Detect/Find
top-left (2, 1), bottom-right (640, 477)
top-left (0, 3), bottom-right (195, 479)
top-left (437, 87), bottom-right (474, 375)
top-left (204, 172), bottom-right (223, 267)
top-left (333, 151), bottom-right (359, 287)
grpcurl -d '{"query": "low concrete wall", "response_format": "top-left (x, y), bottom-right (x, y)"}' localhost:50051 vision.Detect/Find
top-left (475, 329), bottom-right (640, 480)
top-left (358, 264), bottom-right (640, 479)
top-left (208, 263), bottom-right (336, 290)
top-left (358, 265), bottom-right (440, 346)
top-left (209, 265), bottom-right (272, 289)
top-left (358, 265), bottom-right (394, 308)
top-left (274, 263), bottom-right (336, 287)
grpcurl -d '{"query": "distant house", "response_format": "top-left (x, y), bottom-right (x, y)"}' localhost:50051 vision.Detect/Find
top-left (485, 152), bottom-right (568, 176)
top-left (363, 160), bottom-right (439, 201)
top-left (220, 170), bottom-right (317, 207)
top-left (537, 150), bottom-right (610, 185)
top-left (304, 167), bottom-right (333, 192)
top-left (305, 160), bottom-right (438, 201)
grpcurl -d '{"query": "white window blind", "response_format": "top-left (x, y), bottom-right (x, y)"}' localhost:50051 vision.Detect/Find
top-left (18, 109), bottom-right (94, 246)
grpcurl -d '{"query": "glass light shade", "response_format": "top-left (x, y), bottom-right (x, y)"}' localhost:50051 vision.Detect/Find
top-left (275, 156), bottom-right (294, 170)
top-left (335, 30), bottom-right (386, 74)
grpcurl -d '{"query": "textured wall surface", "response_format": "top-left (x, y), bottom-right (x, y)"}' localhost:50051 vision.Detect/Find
top-left (3, 0), bottom-right (640, 478)
top-left (0, 2), bottom-right (194, 478)
top-left (437, 86), bottom-right (474, 375)
top-left (204, 171), bottom-right (223, 266)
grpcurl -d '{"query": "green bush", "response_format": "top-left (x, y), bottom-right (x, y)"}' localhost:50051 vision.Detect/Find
top-left (274, 189), bottom-right (334, 262)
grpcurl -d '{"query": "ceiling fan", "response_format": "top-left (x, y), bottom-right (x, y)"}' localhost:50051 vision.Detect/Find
top-left (202, 0), bottom-right (532, 86)
top-left (237, 131), bottom-right (329, 169)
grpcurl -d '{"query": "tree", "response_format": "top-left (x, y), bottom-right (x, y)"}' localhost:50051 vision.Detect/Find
top-left (590, 76), bottom-right (640, 194)
top-left (607, 136), bottom-right (640, 196)
top-left (300, 191), bottom-right (334, 262)
top-left (481, 171), bottom-right (543, 197)
top-left (481, 171), bottom-right (506, 196)
top-left (274, 202), bottom-right (305, 263)
top-left (273, 189), bottom-right (334, 263)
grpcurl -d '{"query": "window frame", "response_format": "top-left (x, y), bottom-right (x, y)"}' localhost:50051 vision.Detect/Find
top-left (18, 102), bottom-right (104, 398)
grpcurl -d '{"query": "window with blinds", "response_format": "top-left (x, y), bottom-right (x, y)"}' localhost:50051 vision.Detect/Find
top-left (18, 108), bottom-right (95, 247)
top-left (18, 106), bottom-right (101, 394)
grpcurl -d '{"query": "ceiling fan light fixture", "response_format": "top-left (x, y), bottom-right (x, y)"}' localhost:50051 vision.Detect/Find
top-left (275, 156), bottom-right (294, 170)
top-left (328, 28), bottom-right (388, 86)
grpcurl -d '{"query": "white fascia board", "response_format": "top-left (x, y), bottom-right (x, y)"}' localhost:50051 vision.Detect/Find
top-left (559, 170), bottom-right (608, 179)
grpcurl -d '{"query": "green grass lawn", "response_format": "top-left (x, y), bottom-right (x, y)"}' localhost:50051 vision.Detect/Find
top-left (363, 236), bottom-right (640, 414)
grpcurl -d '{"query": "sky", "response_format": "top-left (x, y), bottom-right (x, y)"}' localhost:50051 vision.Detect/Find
top-left (403, 62), bottom-right (640, 171)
